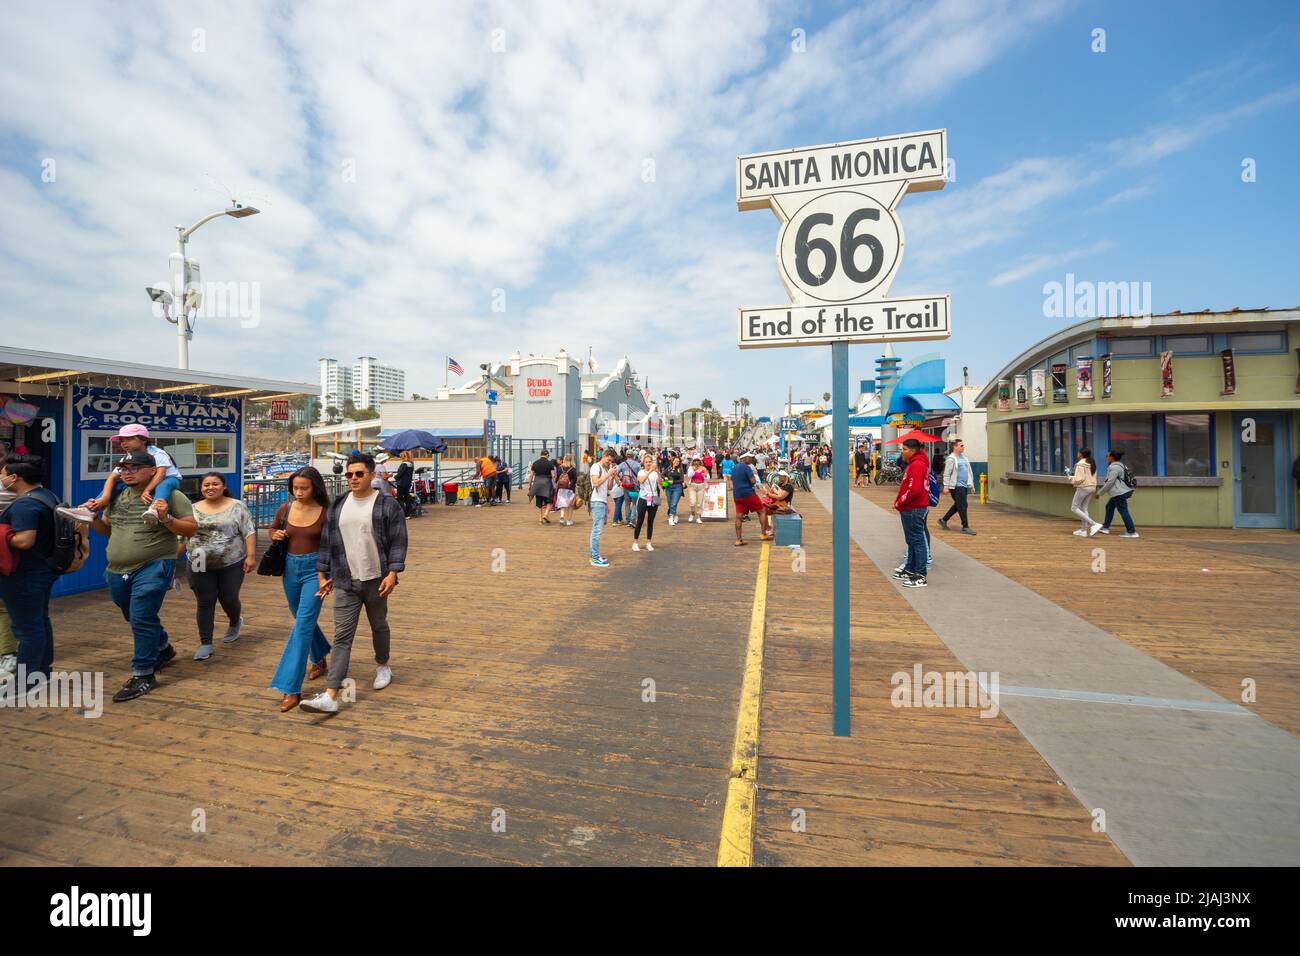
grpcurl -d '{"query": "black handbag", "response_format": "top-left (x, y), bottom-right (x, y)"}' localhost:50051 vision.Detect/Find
top-left (257, 504), bottom-right (288, 577)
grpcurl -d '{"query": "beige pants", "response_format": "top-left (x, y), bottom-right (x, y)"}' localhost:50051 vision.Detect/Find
top-left (0, 603), bottom-right (15, 656)
top-left (686, 483), bottom-right (707, 517)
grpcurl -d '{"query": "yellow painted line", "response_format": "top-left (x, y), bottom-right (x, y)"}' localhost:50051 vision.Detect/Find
top-left (717, 540), bottom-right (770, 867)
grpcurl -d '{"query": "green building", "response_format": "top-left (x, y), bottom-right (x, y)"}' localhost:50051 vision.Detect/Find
top-left (976, 308), bottom-right (1299, 529)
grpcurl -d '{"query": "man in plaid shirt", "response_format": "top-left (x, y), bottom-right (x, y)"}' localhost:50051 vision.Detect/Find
top-left (300, 453), bottom-right (408, 714)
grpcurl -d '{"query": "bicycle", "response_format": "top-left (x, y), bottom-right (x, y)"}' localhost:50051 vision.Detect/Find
top-left (874, 461), bottom-right (903, 485)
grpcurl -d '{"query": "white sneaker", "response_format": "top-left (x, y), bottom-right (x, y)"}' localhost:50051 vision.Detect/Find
top-left (0, 653), bottom-right (16, 676)
top-left (1088, 522), bottom-right (1103, 536)
top-left (632, 543), bottom-right (640, 552)
top-left (1072, 529), bottom-right (1087, 536)
top-left (373, 665), bottom-right (392, 690)
top-left (646, 542), bottom-right (654, 551)
top-left (299, 692), bottom-right (339, 713)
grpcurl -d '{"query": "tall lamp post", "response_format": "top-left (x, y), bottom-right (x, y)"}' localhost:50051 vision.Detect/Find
top-left (148, 201), bottom-right (260, 370)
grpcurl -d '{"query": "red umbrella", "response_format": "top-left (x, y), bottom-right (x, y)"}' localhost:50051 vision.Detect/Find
top-left (884, 429), bottom-right (943, 445)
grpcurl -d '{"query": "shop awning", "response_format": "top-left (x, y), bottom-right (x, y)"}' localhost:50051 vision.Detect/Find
top-left (892, 392), bottom-right (960, 413)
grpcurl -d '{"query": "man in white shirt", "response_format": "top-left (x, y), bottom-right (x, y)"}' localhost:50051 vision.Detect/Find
top-left (300, 453), bottom-right (408, 713)
top-left (587, 447), bottom-right (617, 568)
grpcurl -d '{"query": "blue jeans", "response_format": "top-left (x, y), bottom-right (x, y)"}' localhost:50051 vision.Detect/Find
top-left (1103, 492), bottom-right (1136, 533)
top-left (590, 499), bottom-right (608, 559)
top-left (612, 494), bottom-right (626, 524)
top-left (0, 560), bottom-right (57, 684)
top-left (900, 508), bottom-right (929, 577)
top-left (666, 484), bottom-right (683, 516)
top-left (269, 552), bottom-right (331, 695)
top-left (105, 559), bottom-right (175, 675)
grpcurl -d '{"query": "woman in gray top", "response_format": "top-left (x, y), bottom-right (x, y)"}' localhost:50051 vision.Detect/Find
top-left (188, 472), bottom-right (256, 659)
top-left (1097, 449), bottom-right (1139, 538)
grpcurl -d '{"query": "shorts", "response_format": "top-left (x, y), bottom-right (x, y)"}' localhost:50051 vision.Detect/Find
top-left (735, 494), bottom-right (765, 516)
top-left (534, 495), bottom-right (552, 509)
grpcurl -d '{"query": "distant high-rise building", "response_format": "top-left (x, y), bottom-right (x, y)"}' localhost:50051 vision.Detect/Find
top-left (319, 358), bottom-right (354, 419)
top-left (319, 356), bottom-right (407, 420)
top-left (354, 356), bottom-right (406, 410)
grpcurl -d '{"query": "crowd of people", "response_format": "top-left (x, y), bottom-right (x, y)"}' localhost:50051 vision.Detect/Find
top-left (0, 424), bottom-right (1149, 706)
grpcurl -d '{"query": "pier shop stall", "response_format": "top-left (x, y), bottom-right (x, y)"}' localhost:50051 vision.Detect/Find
top-left (0, 346), bottom-right (317, 597)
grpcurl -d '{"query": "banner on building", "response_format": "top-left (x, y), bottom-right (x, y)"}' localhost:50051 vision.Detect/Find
top-left (1220, 349), bottom-right (1236, 396)
top-left (73, 386), bottom-right (241, 434)
top-left (701, 479), bottom-right (730, 520)
top-left (1031, 369), bottom-right (1046, 406)
top-left (1101, 355), bottom-right (1113, 399)
top-left (1075, 357), bottom-right (1094, 400)
top-left (270, 400), bottom-right (289, 421)
top-left (1051, 364), bottom-right (1068, 403)
top-left (1013, 374), bottom-right (1028, 409)
top-left (1160, 351), bottom-right (1174, 397)
top-left (997, 379), bottom-right (1010, 411)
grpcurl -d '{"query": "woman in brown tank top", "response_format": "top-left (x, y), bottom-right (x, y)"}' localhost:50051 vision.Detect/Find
top-left (268, 467), bottom-right (332, 711)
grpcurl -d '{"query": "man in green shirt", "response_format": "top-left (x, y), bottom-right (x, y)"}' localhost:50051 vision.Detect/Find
top-left (89, 450), bottom-right (196, 702)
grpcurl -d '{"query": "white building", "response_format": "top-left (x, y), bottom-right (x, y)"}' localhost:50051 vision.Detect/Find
top-left (355, 355), bottom-right (406, 410)
top-left (319, 358), bottom-right (353, 417)
top-left (319, 356), bottom-right (407, 418)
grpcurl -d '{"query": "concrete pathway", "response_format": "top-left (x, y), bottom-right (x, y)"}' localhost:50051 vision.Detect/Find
top-left (812, 482), bottom-right (1300, 866)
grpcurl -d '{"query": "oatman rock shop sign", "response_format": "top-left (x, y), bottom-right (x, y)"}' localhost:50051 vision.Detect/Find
top-left (737, 129), bottom-right (952, 736)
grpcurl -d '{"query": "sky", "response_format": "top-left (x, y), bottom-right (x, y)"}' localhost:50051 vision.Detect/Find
top-left (1, 0), bottom-right (1298, 419)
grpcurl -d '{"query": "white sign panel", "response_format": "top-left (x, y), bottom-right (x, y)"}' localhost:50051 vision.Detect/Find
top-left (737, 129), bottom-right (946, 211)
top-left (736, 127), bottom-right (951, 349)
top-left (739, 295), bottom-right (950, 349)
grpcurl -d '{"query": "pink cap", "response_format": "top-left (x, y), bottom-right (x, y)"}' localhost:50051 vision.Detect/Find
top-left (112, 424), bottom-right (151, 440)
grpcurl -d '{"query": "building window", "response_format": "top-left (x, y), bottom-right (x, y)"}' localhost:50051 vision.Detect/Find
top-left (1109, 336), bottom-right (1154, 357)
top-left (1162, 334), bottom-right (1210, 355)
top-left (1164, 414), bottom-right (1213, 477)
top-left (1109, 414), bottom-right (1154, 476)
top-left (81, 432), bottom-right (234, 481)
top-left (1051, 419), bottom-right (1064, 473)
top-left (1228, 331), bottom-right (1286, 353)
top-left (1014, 416), bottom-right (1098, 474)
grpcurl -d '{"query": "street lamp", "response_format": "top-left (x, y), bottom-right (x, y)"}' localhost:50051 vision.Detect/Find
top-left (152, 201), bottom-right (261, 369)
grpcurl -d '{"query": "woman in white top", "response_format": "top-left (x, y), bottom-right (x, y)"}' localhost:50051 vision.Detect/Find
top-left (632, 454), bottom-right (660, 552)
top-left (1068, 446), bottom-right (1103, 536)
top-left (685, 456), bottom-right (709, 523)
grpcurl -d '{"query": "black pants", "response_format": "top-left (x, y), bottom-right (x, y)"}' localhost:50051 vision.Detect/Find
top-left (191, 563), bottom-right (244, 644)
top-left (942, 487), bottom-right (970, 528)
top-left (634, 499), bottom-right (659, 541)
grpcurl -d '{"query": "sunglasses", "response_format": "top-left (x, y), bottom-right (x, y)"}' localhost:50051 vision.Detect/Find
top-left (346, 470), bottom-right (369, 478)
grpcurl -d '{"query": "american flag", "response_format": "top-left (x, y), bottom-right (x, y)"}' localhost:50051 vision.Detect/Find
top-left (447, 357), bottom-right (464, 376)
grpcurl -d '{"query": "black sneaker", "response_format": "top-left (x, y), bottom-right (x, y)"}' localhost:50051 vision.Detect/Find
top-left (155, 644), bottom-right (177, 669)
top-left (902, 574), bottom-right (928, 588)
top-left (937, 518), bottom-right (949, 530)
top-left (112, 674), bottom-right (158, 702)
top-left (891, 568), bottom-right (910, 580)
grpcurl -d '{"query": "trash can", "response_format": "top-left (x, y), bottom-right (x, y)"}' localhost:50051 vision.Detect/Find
top-left (469, 488), bottom-right (480, 506)
top-left (773, 513), bottom-right (803, 547)
top-left (442, 482), bottom-right (458, 506)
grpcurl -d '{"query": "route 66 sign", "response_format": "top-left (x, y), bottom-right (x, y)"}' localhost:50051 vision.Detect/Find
top-left (779, 189), bottom-right (903, 304)
top-left (737, 129), bottom-right (951, 348)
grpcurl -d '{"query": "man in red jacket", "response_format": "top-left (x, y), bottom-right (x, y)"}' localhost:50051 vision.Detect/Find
top-left (892, 438), bottom-right (930, 588)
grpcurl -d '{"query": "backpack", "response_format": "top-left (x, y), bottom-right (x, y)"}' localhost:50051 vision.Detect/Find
top-left (927, 472), bottom-right (942, 508)
top-left (1121, 463), bottom-right (1138, 490)
top-left (557, 470), bottom-right (572, 490)
top-left (4, 489), bottom-right (89, 576)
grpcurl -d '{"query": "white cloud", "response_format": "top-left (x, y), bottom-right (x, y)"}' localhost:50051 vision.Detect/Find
top-left (987, 239), bottom-right (1112, 287)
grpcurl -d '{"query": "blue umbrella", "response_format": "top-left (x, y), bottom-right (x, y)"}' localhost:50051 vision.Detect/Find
top-left (379, 429), bottom-right (447, 455)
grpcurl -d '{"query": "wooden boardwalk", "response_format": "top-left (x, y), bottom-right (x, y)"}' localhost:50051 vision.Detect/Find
top-left (852, 482), bottom-right (1300, 736)
top-left (2, 500), bottom-right (758, 866)
top-left (5, 479), bottom-right (1291, 865)
top-left (756, 493), bottom-right (1127, 866)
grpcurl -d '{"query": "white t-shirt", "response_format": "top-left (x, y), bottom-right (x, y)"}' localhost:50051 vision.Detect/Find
top-left (639, 470), bottom-right (660, 503)
top-left (114, 444), bottom-right (182, 480)
top-left (339, 492), bottom-right (381, 581)
top-left (589, 462), bottom-right (611, 504)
